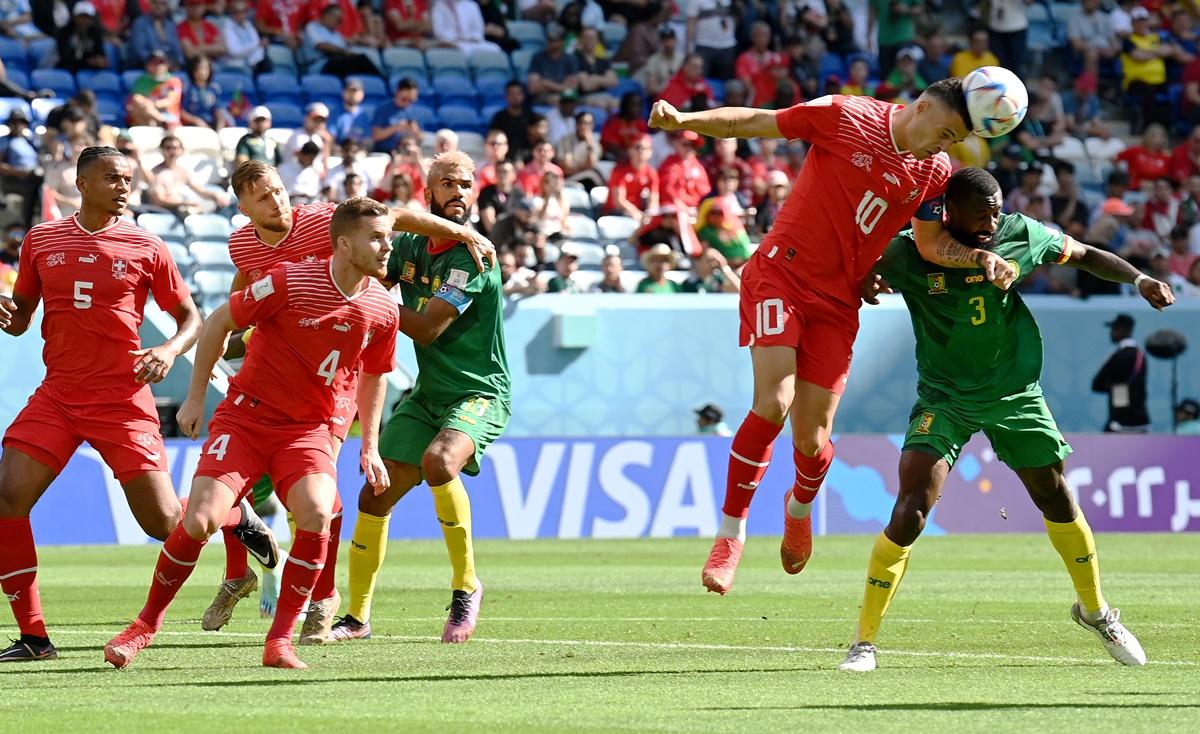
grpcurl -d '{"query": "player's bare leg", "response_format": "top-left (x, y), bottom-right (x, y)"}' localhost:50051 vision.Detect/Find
top-left (1016, 462), bottom-right (1146, 666)
top-left (781, 381), bottom-right (841, 574)
top-left (0, 448), bottom-right (59, 662)
top-left (120, 471), bottom-right (183, 540)
top-left (265, 473), bottom-right (337, 669)
top-left (840, 450), bottom-right (945, 672)
top-left (703, 345), bottom-right (793, 595)
top-left (421, 429), bottom-right (482, 643)
top-left (329, 461), bottom-right (421, 642)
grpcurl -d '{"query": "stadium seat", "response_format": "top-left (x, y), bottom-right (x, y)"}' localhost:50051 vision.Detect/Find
top-left (601, 21), bottom-right (627, 48)
top-left (218, 126), bottom-right (249, 159)
top-left (589, 185), bottom-right (608, 210)
top-left (175, 126), bottom-right (222, 157)
top-left (5, 69), bottom-right (28, 91)
top-left (475, 73), bottom-right (510, 100)
top-left (426, 48), bottom-right (470, 78)
top-left (214, 71), bottom-right (256, 99)
top-left (257, 72), bottom-right (302, 105)
top-left (76, 70), bottom-right (122, 98)
top-left (349, 74), bottom-right (389, 103)
top-left (266, 101), bottom-right (304, 128)
top-left (96, 97), bottom-right (123, 125)
top-left (437, 105), bottom-right (482, 132)
top-left (480, 102), bottom-right (505, 124)
top-left (266, 44), bottom-right (298, 72)
top-left (511, 49), bottom-right (535, 75)
top-left (25, 38), bottom-right (55, 69)
top-left (299, 73), bottom-right (342, 103)
top-left (190, 240), bottom-right (236, 270)
top-left (186, 213), bottom-right (234, 241)
top-left (457, 131), bottom-right (485, 159)
top-left (0, 98), bottom-right (31, 124)
top-left (598, 215), bottom-right (637, 243)
top-left (193, 269), bottom-right (236, 295)
top-left (231, 213), bottom-right (250, 228)
top-left (121, 69), bottom-right (145, 92)
top-left (31, 69), bottom-right (76, 99)
top-left (611, 78), bottom-right (644, 100)
top-left (563, 185), bottom-right (593, 216)
top-left (360, 153), bottom-right (390, 184)
top-left (264, 126), bottom-right (294, 148)
top-left (559, 241), bottom-right (606, 266)
top-left (595, 160), bottom-right (615, 181)
top-left (181, 153), bottom-right (223, 185)
top-left (165, 241), bottom-right (195, 274)
top-left (566, 214), bottom-right (601, 242)
top-left (383, 47), bottom-right (426, 76)
top-left (469, 50), bottom-right (511, 79)
top-left (137, 212), bottom-right (189, 243)
top-left (407, 103), bottom-right (438, 129)
top-left (507, 20), bottom-right (545, 50)
top-left (127, 125), bottom-right (166, 154)
top-left (0, 38), bottom-right (26, 71)
top-left (30, 97), bottom-right (64, 125)
top-left (433, 75), bottom-right (478, 106)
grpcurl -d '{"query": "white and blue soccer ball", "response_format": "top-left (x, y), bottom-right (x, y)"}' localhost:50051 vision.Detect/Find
top-left (963, 66), bottom-right (1029, 139)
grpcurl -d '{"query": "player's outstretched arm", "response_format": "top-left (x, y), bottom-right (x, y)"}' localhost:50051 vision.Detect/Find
top-left (0, 291), bottom-right (37, 336)
top-left (397, 296), bottom-right (459, 348)
top-left (131, 295), bottom-right (202, 385)
top-left (911, 218), bottom-right (1017, 289)
top-left (356, 372), bottom-right (390, 495)
top-left (648, 99), bottom-right (783, 140)
top-left (391, 206), bottom-right (495, 271)
top-left (1062, 238), bottom-right (1176, 310)
top-left (176, 303), bottom-right (238, 439)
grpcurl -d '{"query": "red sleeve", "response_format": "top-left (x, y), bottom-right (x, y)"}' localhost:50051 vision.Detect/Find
top-left (228, 264), bottom-right (290, 329)
top-left (776, 95), bottom-right (845, 144)
top-left (1116, 148), bottom-right (1134, 166)
top-left (600, 118), bottom-right (620, 151)
top-left (360, 315), bottom-right (398, 375)
top-left (1171, 145), bottom-right (1192, 183)
top-left (149, 237), bottom-right (190, 312)
top-left (928, 156), bottom-right (951, 197)
top-left (658, 159), bottom-right (683, 205)
top-left (735, 51), bottom-right (754, 81)
top-left (12, 229), bottom-right (40, 301)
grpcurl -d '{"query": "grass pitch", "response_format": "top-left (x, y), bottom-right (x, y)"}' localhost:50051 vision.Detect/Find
top-left (1, 534), bottom-right (1197, 733)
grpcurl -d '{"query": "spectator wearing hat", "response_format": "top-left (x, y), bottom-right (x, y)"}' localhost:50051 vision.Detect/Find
top-left (683, 247), bottom-right (740, 294)
top-left (303, 2), bottom-right (383, 78)
top-left (287, 102), bottom-right (335, 175)
top-left (606, 135), bottom-right (659, 221)
top-left (590, 253), bottom-right (626, 293)
top-left (222, 0), bottom-right (271, 74)
top-left (546, 88), bottom-right (581, 147)
top-left (658, 54), bottom-right (715, 111)
top-left (372, 77), bottom-right (421, 154)
top-left (179, 0), bottom-right (227, 62)
top-left (528, 23), bottom-right (581, 105)
top-left (148, 134), bottom-right (232, 216)
top-left (55, 2), bottom-right (109, 73)
top-left (1084, 196), bottom-right (1135, 270)
top-left (1175, 399), bottom-right (1200, 433)
top-left (131, 0), bottom-right (186, 68)
top-left (0, 109), bottom-right (39, 225)
top-left (278, 140), bottom-right (325, 204)
top-left (181, 55), bottom-right (230, 130)
top-left (126, 50), bottom-right (184, 127)
top-left (755, 169), bottom-right (791, 235)
top-left (637, 244), bottom-right (683, 293)
top-left (1092, 314), bottom-right (1150, 433)
top-left (633, 26), bottom-right (684, 100)
top-left (600, 92), bottom-right (650, 163)
top-left (430, 0), bottom-right (502, 57)
top-left (879, 45), bottom-right (927, 104)
top-left (547, 246), bottom-right (584, 293)
top-left (659, 129), bottom-right (710, 213)
top-left (950, 27), bottom-right (1000, 80)
top-left (477, 160), bottom-right (517, 236)
top-left (235, 106), bottom-right (281, 165)
top-left (695, 403), bottom-right (732, 436)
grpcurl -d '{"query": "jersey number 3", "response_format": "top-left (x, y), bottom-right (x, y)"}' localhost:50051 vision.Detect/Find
top-left (969, 296), bottom-right (987, 325)
top-left (855, 191), bottom-right (888, 235)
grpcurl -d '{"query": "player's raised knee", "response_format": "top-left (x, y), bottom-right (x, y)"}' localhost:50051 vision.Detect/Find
top-left (181, 511), bottom-right (221, 540)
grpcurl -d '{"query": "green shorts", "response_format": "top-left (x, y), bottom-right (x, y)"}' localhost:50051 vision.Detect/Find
top-left (249, 474), bottom-right (275, 510)
top-left (378, 392), bottom-right (510, 476)
top-left (903, 387), bottom-right (1072, 470)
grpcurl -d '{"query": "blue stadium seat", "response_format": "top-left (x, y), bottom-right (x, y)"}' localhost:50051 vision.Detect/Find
top-left (122, 70), bottom-right (144, 92)
top-left (0, 38), bottom-right (25, 71)
top-left (30, 97), bottom-right (64, 125)
top-left (165, 241), bottom-right (195, 275)
top-left (76, 70), bottom-right (122, 97)
top-left (214, 71), bottom-right (256, 98)
top-left (601, 21), bottom-right (627, 49)
top-left (137, 212), bottom-right (189, 244)
top-left (469, 50), bottom-right (511, 78)
top-left (5, 69), bottom-right (28, 91)
top-left (349, 74), bottom-right (388, 103)
top-left (266, 44), bottom-right (298, 72)
top-left (425, 48), bottom-right (470, 78)
top-left (612, 78), bottom-right (644, 100)
top-left (437, 105), bottom-right (482, 133)
top-left (433, 75), bottom-right (478, 106)
top-left (507, 20), bottom-right (545, 50)
top-left (844, 51), bottom-right (877, 78)
top-left (0, 98), bottom-right (31, 122)
top-left (299, 73), bottom-right (341, 102)
top-left (190, 240), bottom-right (236, 270)
top-left (193, 269), bottom-right (236, 296)
top-left (475, 73), bottom-right (509, 100)
top-left (407, 103), bottom-right (438, 129)
top-left (820, 52), bottom-right (846, 82)
top-left (511, 49), bottom-right (535, 76)
top-left (266, 101), bottom-right (304, 128)
top-left (480, 102), bottom-right (505, 124)
top-left (383, 47), bottom-right (426, 76)
top-left (706, 78), bottom-right (725, 103)
top-left (96, 96), bottom-right (123, 126)
top-left (257, 72), bottom-right (302, 104)
top-left (185, 213), bottom-right (234, 241)
top-left (31, 69), bottom-right (76, 99)
top-left (25, 38), bottom-right (55, 68)
top-left (565, 214), bottom-right (601, 242)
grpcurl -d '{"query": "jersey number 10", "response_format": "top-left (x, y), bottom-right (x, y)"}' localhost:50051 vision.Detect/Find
top-left (855, 191), bottom-right (888, 235)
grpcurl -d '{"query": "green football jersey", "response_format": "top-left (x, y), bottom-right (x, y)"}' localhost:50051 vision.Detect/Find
top-left (387, 233), bottom-right (512, 405)
top-left (877, 213), bottom-right (1068, 401)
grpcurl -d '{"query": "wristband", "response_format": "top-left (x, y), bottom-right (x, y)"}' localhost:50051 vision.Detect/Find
top-left (1133, 273), bottom-right (1148, 288)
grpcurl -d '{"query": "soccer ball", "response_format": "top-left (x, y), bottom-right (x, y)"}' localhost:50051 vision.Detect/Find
top-left (963, 66), bottom-right (1029, 139)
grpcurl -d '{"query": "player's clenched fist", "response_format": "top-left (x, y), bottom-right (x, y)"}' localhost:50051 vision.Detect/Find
top-left (176, 395), bottom-right (205, 440)
top-left (1138, 276), bottom-right (1175, 310)
top-left (0, 295), bottom-right (14, 330)
top-left (648, 100), bottom-right (684, 131)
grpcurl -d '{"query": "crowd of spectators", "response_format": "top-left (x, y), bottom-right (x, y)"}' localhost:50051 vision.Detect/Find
top-left (3, 0), bottom-right (1200, 300)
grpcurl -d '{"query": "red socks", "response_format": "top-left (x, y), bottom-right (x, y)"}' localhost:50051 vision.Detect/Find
top-left (791, 440), bottom-right (835, 504)
top-left (223, 534), bottom-right (250, 581)
top-left (312, 510), bottom-right (342, 603)
top-left (722, 411), bottom-right (785, 518)
top-left (138, 525), bottom-right (207, 629)
top-left (0, 517), bottom-right (47, 639)
top-left (267, 530), bottom-right (329, 642)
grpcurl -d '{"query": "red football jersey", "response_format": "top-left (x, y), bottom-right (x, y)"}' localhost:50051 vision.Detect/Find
top-left (228, 202), bottom-right (336, 283)
top-left (658, 153), bottom-right (711, 210)
top-left (13, 215), bottom-right (190, 404)
top-left (227, 260), bottom-right (398, 425)
top-left (761, 94), bottom-right (953, 307)
top-left (606, 162), bottom-right (659, 212)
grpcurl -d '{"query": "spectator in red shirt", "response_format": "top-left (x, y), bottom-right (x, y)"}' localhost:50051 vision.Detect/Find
top-left (1117, 123), bottom-right (1172, 190)
top-left (475, 129), bottom-right (509, 193)
top-left (517, 141), bottom-right (564, 196)
top-left (1170, 124), bottom-right (1200, 183)
top-left (1143, 177), bottom-right (1180, 238)
top-left (658, 54), bottom-right (715, 111)
top-left (385, 0), bottom-right (432, 45)
top-left (736, 22), bottom-right (784, 94)
top-left (257, 0), bottom-right (307, 47)
top-left (658, 130), bottom-right (711, 212)
top-left (601, 92), bottom-right (650, 162)
top-left (606, 135), bottom-right (659, 221)
top-left (305, 0), bottom-right (363, 39)
top-left (703, 137), bottom-right (755, 200)
top-left (178, 0), bottom-right (227, 62)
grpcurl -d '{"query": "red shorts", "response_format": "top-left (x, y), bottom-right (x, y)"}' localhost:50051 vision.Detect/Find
top-left (195, 393), bottom-right (337, 505)
top-left (2, 384), bottom-right (168, 483)
top-left (329, 376), bottom-right (358, 442)
top-left (738, 260), bottom-right (860, 395)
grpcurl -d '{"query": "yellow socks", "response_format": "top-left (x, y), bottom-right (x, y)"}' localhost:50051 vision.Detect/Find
top-left (347, 511), bottom-right (391, 622)
top-left (431, 477), bottom-right (478, 594)
top-left (853, 532), bottom-right (912, 645)
top-left (1044, 512), bottom-right (1107, 617)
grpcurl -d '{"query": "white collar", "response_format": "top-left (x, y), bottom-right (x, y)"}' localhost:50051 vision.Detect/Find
top-left (1116, 337), bottom-right (1138, 349)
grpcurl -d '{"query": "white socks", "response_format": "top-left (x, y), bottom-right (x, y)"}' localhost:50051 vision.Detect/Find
top-left (786, 494), bottom-right (813, 520)
top-left (717, 513), bottom-right (747, 543)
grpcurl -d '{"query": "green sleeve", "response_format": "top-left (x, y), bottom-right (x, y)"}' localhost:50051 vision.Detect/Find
top-left (234, 135), bottom-right (250, 158)
top-left (443, 245), bottom-right (494, 298)
top-left (874, 234), bottom-right (921, 292)
top-left (387, 233), bottom-right (419, 283)
top-left (636, 278), bottom-right (654, 293)
top-left (1019, 214), bottom-right (1069, 266)
top-left (547, 276), bottom-right (565, 293)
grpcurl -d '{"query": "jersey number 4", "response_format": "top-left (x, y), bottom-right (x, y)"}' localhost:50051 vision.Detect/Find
top-left (855, 191), bottom-right (888, 235)
top-left (317, 349), bottom-right (341, 386)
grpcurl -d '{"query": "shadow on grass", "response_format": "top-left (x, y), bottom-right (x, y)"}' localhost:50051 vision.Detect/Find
top-left (698, 702), bottom-right (1200, 712)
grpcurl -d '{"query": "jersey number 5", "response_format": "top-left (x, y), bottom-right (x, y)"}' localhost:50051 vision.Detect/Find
top-left (855, 191), bottom-right (888, 235)
top-left (73, 281), bottom-right (93, 310)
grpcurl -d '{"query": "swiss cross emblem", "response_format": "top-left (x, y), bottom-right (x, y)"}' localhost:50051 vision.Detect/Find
top-left (904, 187), bottom-right (921, 203)
top-left (112, 259), bottom-right (128, 279)
top-left (47, 252), bottom-right (65, 267)
top-left (851, 152), bottom-right (873, 171)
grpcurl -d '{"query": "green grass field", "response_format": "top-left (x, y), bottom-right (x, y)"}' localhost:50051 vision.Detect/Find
top-left (1, 534), bottom-right (1197, 733)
